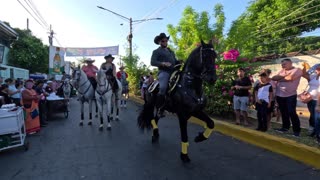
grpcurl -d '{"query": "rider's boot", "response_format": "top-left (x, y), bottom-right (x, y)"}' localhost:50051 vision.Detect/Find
top-left (156, 94), bottom-right (166, 118)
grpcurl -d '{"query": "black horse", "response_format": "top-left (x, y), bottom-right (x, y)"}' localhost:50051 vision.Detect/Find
top-left (137, 40), bottom-right (217, 163)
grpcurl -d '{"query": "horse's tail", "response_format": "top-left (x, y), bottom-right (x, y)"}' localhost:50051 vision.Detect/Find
top-left (137, 96), bottom-right (155, 130)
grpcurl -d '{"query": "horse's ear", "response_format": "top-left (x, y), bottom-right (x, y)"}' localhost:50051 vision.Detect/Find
top-left (208, 39), bottom-right (213, 46)
top-left (200, 39), bottom-right (205, 46)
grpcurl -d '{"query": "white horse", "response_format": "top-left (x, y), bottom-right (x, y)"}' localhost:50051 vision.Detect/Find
top-left (62, 79), bottom-right (71, 100)
top-left (71, 67), bottom-right (98, 126)
top-left (95, 70), bottom-right (113, 130)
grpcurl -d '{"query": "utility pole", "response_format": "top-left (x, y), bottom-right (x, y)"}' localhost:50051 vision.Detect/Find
top-left (97, 6), bottom-right (162, 61)
top-left (48, 24), bottom-right (54, 46)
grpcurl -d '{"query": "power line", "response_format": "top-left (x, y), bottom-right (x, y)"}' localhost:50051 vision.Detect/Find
top-left (16, 0), bottom-right (47, 30)
top-left (266, 0), bottom-right (316, 29)
top-left (26, 0), bottom-right (49, 28)
top-left (257, 5), bottom-right (320, 35)
top-left (247, 0), bottom-right (320, 39)
top-left (24, 0), bottom-right (48, 29)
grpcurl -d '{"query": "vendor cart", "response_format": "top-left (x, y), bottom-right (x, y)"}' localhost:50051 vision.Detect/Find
top-left (45, 98), bottom-right (69, 120)
top-left (0, 108), bottom-right (29, 152)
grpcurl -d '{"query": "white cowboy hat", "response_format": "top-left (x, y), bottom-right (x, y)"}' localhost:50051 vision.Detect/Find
top-left (84, 58), bottom-right (95, 62)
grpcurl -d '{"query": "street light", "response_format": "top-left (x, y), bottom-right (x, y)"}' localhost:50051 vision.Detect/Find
top-left (97, 6), bottom-right (163, 58)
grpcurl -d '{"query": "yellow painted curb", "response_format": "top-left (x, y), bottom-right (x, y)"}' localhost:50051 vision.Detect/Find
top-left (129, 95), bottom-right (320, 169)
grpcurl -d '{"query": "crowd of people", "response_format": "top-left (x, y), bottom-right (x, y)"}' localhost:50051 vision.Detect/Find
top-left (0, 77), bottom-right (69, 134)
top-left (232, 59), bottom-right (320, 144)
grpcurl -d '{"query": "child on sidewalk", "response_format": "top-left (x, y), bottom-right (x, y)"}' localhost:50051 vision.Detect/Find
top-left (254, 72), bottom-right (273, 132)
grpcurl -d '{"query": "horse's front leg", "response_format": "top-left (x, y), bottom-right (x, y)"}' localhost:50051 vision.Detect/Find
top-left (95, 99), bottom-right (98, 118)
top-left (97, 97), bottom-right (104, 131)
top-left (192, 110), bottom-right (215, 143)
top-left (115, 94), bottom-right (120, 121)
top-left (87, 100), bottom-right (93, 125)
top-left (177, 113), bottom-right (191, 163)
top-left (106, 98), bottom-right (112, 130)
top-left (150, 115), bottom-right (159, 143)
top-left (79, 99), bottom-right (84, 126)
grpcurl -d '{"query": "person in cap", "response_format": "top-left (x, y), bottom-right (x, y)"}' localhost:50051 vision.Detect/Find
top-left (151, 32), bottom-right (180, 116)
top-left (116, 66), bottom-right (128, 87)
top-left (82, 58), bottom-right (98, 90)
top-left (101, 54), bottom-right (119, 92)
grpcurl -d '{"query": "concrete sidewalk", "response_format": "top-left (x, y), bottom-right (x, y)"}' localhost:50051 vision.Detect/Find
top-left (130, 96), bottom-right (320, 169)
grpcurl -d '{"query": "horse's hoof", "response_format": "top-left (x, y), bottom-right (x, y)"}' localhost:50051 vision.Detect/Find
top-left (151, 135), bottom-right (159, 143)
top-left (99, 126), bottom-right (103, 131)
top-left (152, 129), bottom-right (159, 143)
top-left (180, 153), bottom-right (191, 163)
top-left (95, 115), bottom-right (98, 118)
top-left (88, 121), bottom-right (92, 125)
top-left (107, 126), bottom-right (111, 131)
top-left (79, 122), bottom-right (83, 126)
top-left (194, 132), bottom-right (207, 143)
top-left (115, 117), bottom-right (119, 121)
top-left (110, 117), bottom-right (113, 121)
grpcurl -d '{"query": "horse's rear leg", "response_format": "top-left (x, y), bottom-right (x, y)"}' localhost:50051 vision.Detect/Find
top-left (177, 113), bottom-right (191, 163)
top-left (106, 115), bottom-right (112, 130)
top-left (88, 100), bottom-right (93, 125)
top-left (99, 113), bottom-right (104, 131)
top-left (95, 100), bottom-right (98, 118)
top-left (79, 102), bottom-right (84, 126)
top-left (192, 110), bottom-right (215, 143)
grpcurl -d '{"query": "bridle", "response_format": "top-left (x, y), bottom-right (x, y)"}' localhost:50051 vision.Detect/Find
top-left (185, 46), bottom-right (216, 79)
top-left (96, 71), bottom-right (111, 95)
top-left (73, 69), bottom-right (91, 95)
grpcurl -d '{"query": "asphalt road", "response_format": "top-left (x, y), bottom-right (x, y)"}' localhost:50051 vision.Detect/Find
top-left (0, 98), bottom-right (320, 180)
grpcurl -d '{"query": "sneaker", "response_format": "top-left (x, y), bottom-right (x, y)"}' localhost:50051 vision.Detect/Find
top-left (292, 132), bottom-right (300, 137)
top-left (274, 128), bottom-right (288, 133)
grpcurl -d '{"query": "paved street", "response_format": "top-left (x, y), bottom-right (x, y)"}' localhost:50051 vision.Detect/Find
top-left (0, 98), bottom-right (320, 180)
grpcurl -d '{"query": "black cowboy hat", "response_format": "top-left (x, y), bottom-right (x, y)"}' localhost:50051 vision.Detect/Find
top-left (104, 54), bottom-right (115, 60)
top-left (154, 33), bottom-right (170, 45)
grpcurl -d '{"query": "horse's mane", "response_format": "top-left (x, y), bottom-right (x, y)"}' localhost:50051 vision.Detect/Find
top-left (181, 43), bottom-right (215, 72)
top-left (182, 46), bottom-right (202, 72)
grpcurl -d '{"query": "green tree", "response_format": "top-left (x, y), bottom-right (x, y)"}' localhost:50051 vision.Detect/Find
top-left (167, 4), bottom-right (226, 60)
top-left (226, 0), bottom-right (320, 57)
top-left (8, 28), bottom-right (49, 73)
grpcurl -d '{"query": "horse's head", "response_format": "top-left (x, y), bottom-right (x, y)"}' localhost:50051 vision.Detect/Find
top-left (71, 66), bottom-right (82, 82)
top-left (96, 69), bottom-right (107, 85)
top-left (186, 40), bottom-right (217, 83)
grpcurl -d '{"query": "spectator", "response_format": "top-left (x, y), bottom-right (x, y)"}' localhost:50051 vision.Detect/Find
top-left (34, 80), bottom-right (49, 127)
top-left (302, 64), bottom-right (320, 136)
top-left (231, 68), bottom-right (252, 126)
top-left (45, 81), bottom-right (54, 94)
top-left (315, 89), bottom-right (320, 144)
top-left (148, 72), bottom-right (154, 85)
top-left (116, 66), bottom-right (129, 93)
top-left (0, 84), bottom-right (12, 105)
top-left (6, 78), bottom-right (22, 106)
top-left (254, 72), bottom-right (273, 131)
top-left (21, 79), bottom-right (41, 134)
top-left (272, 58), bottom-right (302, 137)
top-left (142, 75), bottom-right (150, 101)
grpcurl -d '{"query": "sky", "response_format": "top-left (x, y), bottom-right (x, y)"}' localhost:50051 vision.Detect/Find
top-left (0, 0), bottom-right (252, 69)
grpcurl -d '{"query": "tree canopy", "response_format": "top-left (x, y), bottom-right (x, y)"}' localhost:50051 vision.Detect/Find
top-left (226, 0), bottom-right (320, 57)
top-left (8, 28), bottom-right (49, 73)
